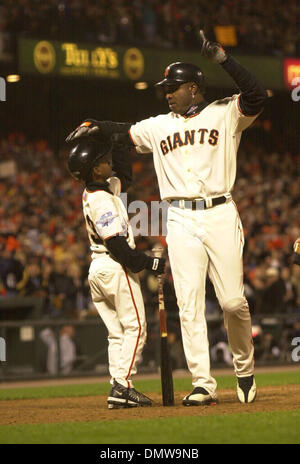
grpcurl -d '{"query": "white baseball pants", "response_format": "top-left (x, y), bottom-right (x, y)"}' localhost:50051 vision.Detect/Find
top-left (88, 254), bottom-right (147, 388)
top-left (167, 199), bottom-right (254, 395)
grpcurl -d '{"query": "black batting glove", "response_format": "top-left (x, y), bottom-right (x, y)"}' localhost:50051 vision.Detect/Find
top-left (199, 30), bottom-right (227, 64)
top-left (145, 257), bottom-right (166, 275)
top-left (65, 119), bottom-right (101, 143)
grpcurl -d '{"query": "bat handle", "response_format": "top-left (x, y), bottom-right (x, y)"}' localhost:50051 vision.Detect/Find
top-left (152, 245), bottom-right (164, 259)
top-left (152, 245), bottom-right (166, 282)
top-left (157, 273), bottom-right (163, 288)
top-left (152, 245), bottom-right (167, 334)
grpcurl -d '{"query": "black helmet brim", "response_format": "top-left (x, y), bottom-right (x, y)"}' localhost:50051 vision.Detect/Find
top-left (155, 77), bottom-right (188, 87)
top-left (155, 62), bottom-right (205, 93)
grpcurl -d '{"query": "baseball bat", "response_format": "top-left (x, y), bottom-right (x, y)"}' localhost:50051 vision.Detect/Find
top-left (152, 246), bottom-right (174, 406)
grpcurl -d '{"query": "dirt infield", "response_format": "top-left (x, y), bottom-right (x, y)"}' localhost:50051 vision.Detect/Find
top-left (1, 384), bottom-right (300, 426)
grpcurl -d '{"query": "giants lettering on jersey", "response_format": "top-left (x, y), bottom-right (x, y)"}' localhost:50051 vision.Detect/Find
top-left (160, 129), bottom-right (219, 155)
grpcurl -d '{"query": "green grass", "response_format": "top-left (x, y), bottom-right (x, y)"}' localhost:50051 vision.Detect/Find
top-left (0, 370), bottom-right (299, 444)
top-left (0, 411), bottom-right (299, 444)
top-left (0, 370), bottom-right (299, 401)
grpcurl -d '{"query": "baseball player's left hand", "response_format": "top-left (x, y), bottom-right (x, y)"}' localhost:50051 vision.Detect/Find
top-left (146, 257), bottom-right (166, 275)
top-left (65, 119), bottom-right (101, 143)
top-left (199, 30), bottom-right (227, 64)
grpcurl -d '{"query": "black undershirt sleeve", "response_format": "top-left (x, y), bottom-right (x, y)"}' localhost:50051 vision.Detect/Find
top-left (221, 55), bottom-right (268, 116)
top-left (111, 145), bottom-right (133, 192)
top-left (96, 121), bottom-right (135, 149)
top-left (99, 122), bottom-right (132, 141)
top-left (105, 235), bottom-right (151, 273)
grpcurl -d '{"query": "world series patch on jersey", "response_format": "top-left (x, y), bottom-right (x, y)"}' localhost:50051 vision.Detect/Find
top-left (129, 94), bottom-right (259, 201)
top-left (82, 176), bottom-right (135, 257)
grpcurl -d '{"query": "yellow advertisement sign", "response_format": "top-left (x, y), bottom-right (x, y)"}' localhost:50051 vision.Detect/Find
top-left (60, 43), bottom-right (119, 78)
top-left (33, 41), bottom-right (56, 74)
top-left (214, 26), bottom-right (237, 47)
top-left (31, 40), bottom-right (146, 80)
top-left (123, 48), bottom-right (144, 80)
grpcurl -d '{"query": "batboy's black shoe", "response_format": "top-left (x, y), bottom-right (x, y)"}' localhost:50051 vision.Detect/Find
top-left (237, 375), bottom-right (257, 403)
top-left (182, 387), bottom-right (218, 406)
top-left (107, 380), bottom-right (152, 409)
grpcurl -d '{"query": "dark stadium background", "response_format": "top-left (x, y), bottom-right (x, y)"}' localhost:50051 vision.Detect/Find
top-left (2, 74), bottom-right (300, 152)
top-left (0, 0), bottom-right (299, 380)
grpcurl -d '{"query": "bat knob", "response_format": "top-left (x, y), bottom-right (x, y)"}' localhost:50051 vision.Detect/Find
top-left (152, 245), bottom-right (164, 258)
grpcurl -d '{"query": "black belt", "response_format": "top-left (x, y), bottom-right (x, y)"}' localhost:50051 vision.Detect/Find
top-left (169, 195), bottom-right (227, 211)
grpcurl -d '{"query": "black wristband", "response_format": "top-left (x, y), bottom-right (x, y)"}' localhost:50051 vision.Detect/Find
top-left (145, 257), bottom-right (160, 272)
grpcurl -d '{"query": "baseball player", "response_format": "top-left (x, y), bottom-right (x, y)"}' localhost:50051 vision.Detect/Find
top-left (66, 31), bottom-right (267, 405)
top-left (66, 138), bottom-right (165, 408)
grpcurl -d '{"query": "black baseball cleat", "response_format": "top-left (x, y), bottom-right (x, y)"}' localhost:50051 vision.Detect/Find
top-left (182, 387), bottom-right (218, 406)
top-left (237, 375), bottom-right (257, 403)
top-left (107, 381), bottom-right (152, 409)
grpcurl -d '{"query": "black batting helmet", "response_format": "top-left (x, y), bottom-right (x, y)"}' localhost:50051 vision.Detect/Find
top-left (67, 138), bottom-right (112, 181)
top-left (155, 62), bottom-right (205, 92)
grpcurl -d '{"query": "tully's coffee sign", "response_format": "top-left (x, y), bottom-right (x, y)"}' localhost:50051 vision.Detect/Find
top-left (18, 38), bottom-right (285, 89)
top-left (19, 39), bottom-right (145, 81)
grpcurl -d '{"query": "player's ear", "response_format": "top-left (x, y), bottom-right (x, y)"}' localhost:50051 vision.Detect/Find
top-left (92, 164), bottom-right (102, 177)
top-left (190, 83), bottom-right (198, 95)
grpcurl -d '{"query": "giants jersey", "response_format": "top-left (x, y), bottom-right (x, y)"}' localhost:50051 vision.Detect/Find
top-left (129, 95), bottom-right (258, 200)
top-left (82, 176), bottom-right (135, 258)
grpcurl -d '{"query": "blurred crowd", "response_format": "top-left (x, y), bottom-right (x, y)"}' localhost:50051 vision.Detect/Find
top-left (1, 0), bottom-right (299, 57)
top-left (0, 128), bottom-right (299, 368)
